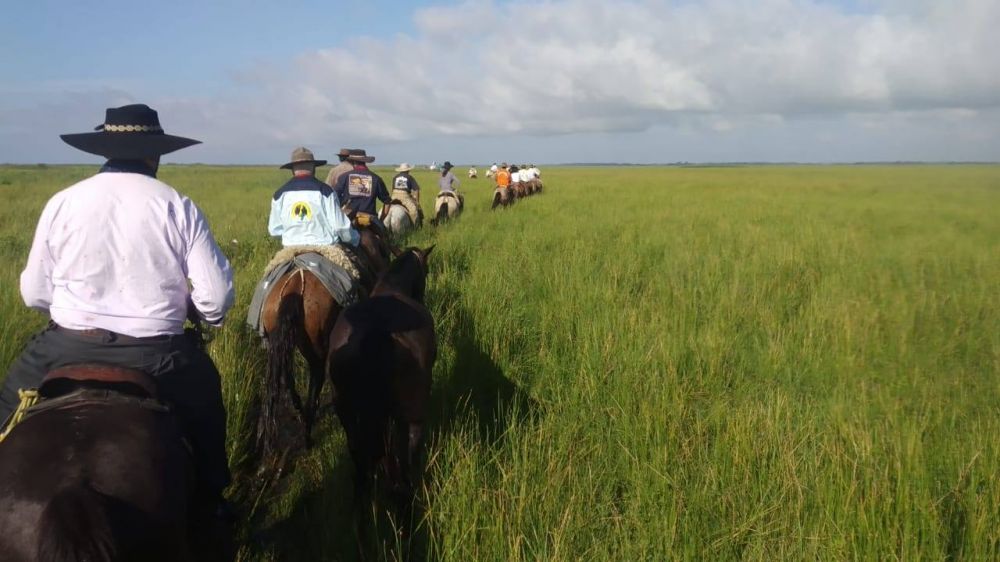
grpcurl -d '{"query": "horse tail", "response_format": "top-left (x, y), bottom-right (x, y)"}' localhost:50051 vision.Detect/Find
top-left (491, 190), bottom-right (502, 210)
top-left (259, 292), bottom-right (303, 456)
top-left (436, 204), bottom-right (449, 225)
top-left (37, 483), bottom-right (118, 562)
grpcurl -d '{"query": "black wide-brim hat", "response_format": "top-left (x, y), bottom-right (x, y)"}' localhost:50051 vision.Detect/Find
top-left (60, 104), bottom-right (200, 159)
top-left (346, 148), bottom-right (375, 163)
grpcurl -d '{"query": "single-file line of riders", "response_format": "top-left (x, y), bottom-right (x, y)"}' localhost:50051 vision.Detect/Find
top-left (489, 162), bottom-right (544, 209)
top-left (0, 103), bottom-right (520, 561)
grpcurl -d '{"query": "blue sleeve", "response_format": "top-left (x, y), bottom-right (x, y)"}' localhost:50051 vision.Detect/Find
top-left (376, 175), bottom-right (391, 204)
top-left (334, 174), bottom-right (348, 202)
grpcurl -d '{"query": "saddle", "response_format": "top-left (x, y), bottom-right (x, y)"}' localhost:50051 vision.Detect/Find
top-left (0, 365), bottom-right (166, 442)
top-left (41, 364), bottom-right (159, 399)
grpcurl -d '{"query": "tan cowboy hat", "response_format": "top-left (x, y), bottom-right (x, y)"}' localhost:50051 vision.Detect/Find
top-left (346, 148), bottom-right (375, 163)
top-left (280, 146), bottom-right (327, 169)
top-left (395, 162), bottom-right (414, 172)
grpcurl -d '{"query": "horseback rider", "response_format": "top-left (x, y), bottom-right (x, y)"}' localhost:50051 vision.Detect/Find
top-left (0, 104), bottom-right (236, 519)
top-left (270, 146), bottom-right (359, 247)
top-left (333, 149), bottom-right (391, 230)
top-left (509, 164), bottom-right (521, 191)
top-left (324, 147), bottom-right (356, 188)
top-left (438, 160), bottom-right (464, 208)
top-left (390, 162), bottom-right (423, 226)
top-left (496, 162), bottom-right (512, 189)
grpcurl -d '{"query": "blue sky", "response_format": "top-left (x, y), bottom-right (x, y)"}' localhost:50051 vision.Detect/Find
top-left (2, 0), bottom-right (998, 164)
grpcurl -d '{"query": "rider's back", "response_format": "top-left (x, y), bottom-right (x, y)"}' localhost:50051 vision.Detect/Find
top-left (25, 172), bottom-right (226, 337)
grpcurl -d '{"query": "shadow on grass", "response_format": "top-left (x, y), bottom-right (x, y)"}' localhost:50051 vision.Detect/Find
top-left (430, 303), bottom-right (539, 448)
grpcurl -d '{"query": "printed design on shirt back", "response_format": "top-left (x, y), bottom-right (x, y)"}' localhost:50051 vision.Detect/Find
top-left (394, 176), bottom-right (410, 191)
top-left (291, 201), bottom-right (313, 221)
top-left (348, 174), bottom-right (373, 198)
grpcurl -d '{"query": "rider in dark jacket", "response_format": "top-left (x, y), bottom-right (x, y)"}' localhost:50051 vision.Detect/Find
top-left (333, 149), bottom-right (391, 218)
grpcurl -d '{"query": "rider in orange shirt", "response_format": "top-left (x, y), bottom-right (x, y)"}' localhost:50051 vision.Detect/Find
top-left (495, 163), bottom-right (511, 188)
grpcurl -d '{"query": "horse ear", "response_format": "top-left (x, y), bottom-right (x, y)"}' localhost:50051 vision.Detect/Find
top-left (423, 245), bottom-right (435, 258)
top-left (390, 245), bottom-right (404, 257)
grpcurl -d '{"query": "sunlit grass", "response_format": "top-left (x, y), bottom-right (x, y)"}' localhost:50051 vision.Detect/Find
top-left (1, 164), bottom-right (998, 560)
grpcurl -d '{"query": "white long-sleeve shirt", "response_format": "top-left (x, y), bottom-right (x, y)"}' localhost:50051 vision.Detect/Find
top-left (20, 170), bottom-right (234, 337)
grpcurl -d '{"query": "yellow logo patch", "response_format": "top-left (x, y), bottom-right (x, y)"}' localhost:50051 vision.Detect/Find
top-left (291, 202), bottom-right (313, 221)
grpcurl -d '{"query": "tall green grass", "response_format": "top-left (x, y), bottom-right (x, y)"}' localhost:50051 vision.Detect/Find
top-left (1, 164), bottom-right (997, 560)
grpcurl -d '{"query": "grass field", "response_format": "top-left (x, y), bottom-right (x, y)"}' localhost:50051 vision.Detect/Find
top-left (1, 164), bottom-right (998, 560)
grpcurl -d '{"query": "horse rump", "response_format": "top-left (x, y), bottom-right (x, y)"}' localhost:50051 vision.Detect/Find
top-left (37, 483), bottom-right (119, 562)
top-left (385, 203), bottom-right (413, 236)
top-left (432, 202), bottom-right (449, 226)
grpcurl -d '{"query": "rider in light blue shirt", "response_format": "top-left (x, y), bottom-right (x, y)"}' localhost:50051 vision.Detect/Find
top-left (269, 147), bottom-right (359, 247)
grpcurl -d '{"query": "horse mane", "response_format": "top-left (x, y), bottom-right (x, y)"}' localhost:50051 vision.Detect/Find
top-left (375, 249), bottom-right (427, 302)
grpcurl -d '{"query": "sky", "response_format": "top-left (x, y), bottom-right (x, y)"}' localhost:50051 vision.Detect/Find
top-left (1, 0), bottom-right (998, 165)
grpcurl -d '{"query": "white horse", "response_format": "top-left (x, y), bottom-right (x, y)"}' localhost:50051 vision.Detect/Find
top-left (432, 191), bottom-right (463, 225)
top-left (381, 200), bottom-right (414, 237)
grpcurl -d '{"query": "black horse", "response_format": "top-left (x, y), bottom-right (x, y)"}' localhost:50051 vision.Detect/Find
top-left (0, 365), bottom-right (232, 562)
top-left (327, 246), bottom-right (437, 512)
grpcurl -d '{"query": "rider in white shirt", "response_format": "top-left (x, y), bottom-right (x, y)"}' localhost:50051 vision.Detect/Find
top-left (1, 103), bottom-right (235, 519)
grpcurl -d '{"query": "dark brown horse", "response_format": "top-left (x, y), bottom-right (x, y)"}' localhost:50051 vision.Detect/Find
top-left (257, 227), bottom-right (393, 457)
top-left (326, 246), bottom-right (436, 510)
top-left (0, 366), bottom-right (232, 562)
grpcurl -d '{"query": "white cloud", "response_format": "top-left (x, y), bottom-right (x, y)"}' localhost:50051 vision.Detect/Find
top-left (2, 0), bottom-right (999, 163)
top-left (237, 0), bottom-right (1000, 143)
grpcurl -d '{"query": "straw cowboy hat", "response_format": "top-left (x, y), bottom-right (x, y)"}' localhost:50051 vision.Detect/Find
top-left (280, 146), bottom-right (327, 169)
top-left (346, 149), bottom-right (375, 163)
top-left (60, 104), bottom-right (200, 159)
top-left (395, 162), bottom-right (415, 172)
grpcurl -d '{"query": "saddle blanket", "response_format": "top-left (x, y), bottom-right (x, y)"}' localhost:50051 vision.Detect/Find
top-left (390, 188), bottom-right (422, 224)
top-left (246, 246), bottom-right (362, 337)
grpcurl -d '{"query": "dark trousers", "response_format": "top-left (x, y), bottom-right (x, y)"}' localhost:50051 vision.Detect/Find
top-left (0, 324), bottom-right (231, 499)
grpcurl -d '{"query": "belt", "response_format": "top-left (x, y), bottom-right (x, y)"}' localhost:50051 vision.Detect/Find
top-left (53, 325), bottom-right (172, 343)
